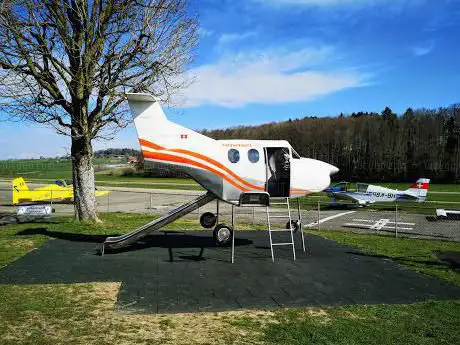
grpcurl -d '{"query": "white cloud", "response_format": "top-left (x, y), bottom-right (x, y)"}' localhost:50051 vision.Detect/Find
top-left (198, 27), bottom-right (214, 38)
top-left (218, 31), bottom-right (256, 45)
top-left (181, 47), bottom-right (367, 107)
top-left (411, 41), bottom-right (434, 56)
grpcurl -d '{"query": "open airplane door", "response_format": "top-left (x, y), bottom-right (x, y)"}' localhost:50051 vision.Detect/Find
top-left (265, 147), bottom-right (291, 197)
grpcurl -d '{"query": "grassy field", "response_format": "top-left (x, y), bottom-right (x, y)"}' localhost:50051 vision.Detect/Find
top-left (0, 213), bottom-right (459, 344)
top-left (0, 158), bottom-right (201, 187)
top-left (0, 158), bottom-right (74, 180)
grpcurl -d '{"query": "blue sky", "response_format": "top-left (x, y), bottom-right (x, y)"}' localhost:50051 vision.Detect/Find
top-left (1, 0), bottom-right (459, 159)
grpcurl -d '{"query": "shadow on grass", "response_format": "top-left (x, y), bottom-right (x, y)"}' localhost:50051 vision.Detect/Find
top-left (434, 250), bottom-right (460, 271)
top-left (17, 227), bottom-right (109, 243)
top-left (16, 227), bottom-right (253, 256)
top-left (347, 250), bottom-right (459, 271)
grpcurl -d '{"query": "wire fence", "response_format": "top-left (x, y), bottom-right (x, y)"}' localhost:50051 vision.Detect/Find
top-left (1, 187), bottom-right (459, 241)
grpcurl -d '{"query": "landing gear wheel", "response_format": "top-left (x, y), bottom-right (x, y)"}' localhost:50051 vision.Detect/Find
top-left (286, 220), bottom-right (300, 233)
top-left (213, 224), bottom-right (233, 246)
top-left (200, 212), bottom-right (217, 229)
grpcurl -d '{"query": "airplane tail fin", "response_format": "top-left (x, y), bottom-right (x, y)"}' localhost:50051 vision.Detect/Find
top-left (126, 93), bottom-right (173, 150)
top-left (12, 177), bottom-right (29, 205)
top-left (126, 92), bottom-right (214, 151)
top-left (405, 178), bottom-right (430, 201)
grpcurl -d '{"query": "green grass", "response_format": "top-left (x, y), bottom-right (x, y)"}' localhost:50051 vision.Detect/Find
top-left (0, 213), bottom-right (459, 344)
top-left (0, 159), bottom-right (73, 180)
top-left (0, 157), bottom-right (124, 180)
top-left (232, 300), bottom-right (460, 345)
top-left (0, 158), bottom-right (198, 188)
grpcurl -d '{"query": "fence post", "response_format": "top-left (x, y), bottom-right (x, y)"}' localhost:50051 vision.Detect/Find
top-left (107, 192), bottom-right (110, 213)
top-left (317, 201), bottom-right (320, 231)
top-left (394, 201), bottom-right (398, 238)
top-left (252, 206), bottom-right (255, 225)
top-left (149, 192), bottom-right (153, 213)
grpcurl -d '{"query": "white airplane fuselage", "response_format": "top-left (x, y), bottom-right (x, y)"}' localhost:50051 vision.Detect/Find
top-left (128, 93), bottom-right (338, 204)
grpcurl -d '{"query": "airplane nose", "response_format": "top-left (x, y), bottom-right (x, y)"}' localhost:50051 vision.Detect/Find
top-left (296, 158), bottom-right (339, 193)
top-left (328, 164), bottom-right (339, 175)
top-left (319, 161), bottom-right (339, 175)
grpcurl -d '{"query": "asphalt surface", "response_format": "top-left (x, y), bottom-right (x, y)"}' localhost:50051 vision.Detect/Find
top-left (1, 182), bottom-right (459, 241)
top-left (0, 231), bottom-right (459, 314)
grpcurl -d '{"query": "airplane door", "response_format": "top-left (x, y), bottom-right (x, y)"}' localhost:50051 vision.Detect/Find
top-left (265, 147), bottom-right (291, 197)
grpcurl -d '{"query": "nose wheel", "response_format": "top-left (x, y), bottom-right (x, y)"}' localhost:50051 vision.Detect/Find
top-left (200, 212), bottom-right (217, 229)
top-left (286, 219), bottom-right (300, 233)
top-left (213, 224), bottom-right (233, 246)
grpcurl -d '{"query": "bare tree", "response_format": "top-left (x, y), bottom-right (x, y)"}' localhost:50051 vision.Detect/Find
top-left (0, 0), bottom-right (198, 221)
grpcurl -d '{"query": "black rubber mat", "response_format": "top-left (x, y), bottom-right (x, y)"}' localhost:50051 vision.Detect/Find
top-left (0, 230), bottom-right (459, 313)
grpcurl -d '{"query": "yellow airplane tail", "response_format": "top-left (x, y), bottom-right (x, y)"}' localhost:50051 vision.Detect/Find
top-left (12, 177), bottom-right (29, 205)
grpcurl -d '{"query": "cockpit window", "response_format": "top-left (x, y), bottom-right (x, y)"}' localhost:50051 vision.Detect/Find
top-left (248, 149), bottom-right (259, 163)
top-left (291, 148), bottom-right (300, 159)
top-left (55, 180), bottom-right (66, 187)
top-left (228, 149), bottom-right (240, 163)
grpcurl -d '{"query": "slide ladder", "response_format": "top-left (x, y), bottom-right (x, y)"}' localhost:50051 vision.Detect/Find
top-left (102, 192), bottom-right (216, 253)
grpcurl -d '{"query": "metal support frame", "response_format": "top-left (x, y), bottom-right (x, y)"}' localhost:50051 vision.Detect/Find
top-left (230, 195), bottom-right (303, 263)
top-left (317, 201), bottom-right (321, 231)
top-left (231, 204), bottom-right (235, 263)
top-left (287, 200), bottom-right (296, 261)
top-left (297, 198), bottom-right (306, 252)
top-left (266, 205), bottom-right (274, 262)
top-left (394, 201), bottom-right (398, 238)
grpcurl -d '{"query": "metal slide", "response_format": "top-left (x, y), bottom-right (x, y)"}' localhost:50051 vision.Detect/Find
top-left (102, 192), bottom-right (216, 253)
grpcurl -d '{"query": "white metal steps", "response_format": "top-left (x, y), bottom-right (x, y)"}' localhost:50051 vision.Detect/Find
top-left (230, 193), bottom-right (306, 263)
top-left (266, 197), bottom-right (305, 262)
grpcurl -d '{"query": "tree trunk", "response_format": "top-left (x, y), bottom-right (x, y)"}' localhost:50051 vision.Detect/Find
top-left (71, 134), bottom-right (99, 222)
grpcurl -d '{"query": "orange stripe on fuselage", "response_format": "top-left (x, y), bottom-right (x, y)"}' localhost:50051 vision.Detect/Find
top-left (139, 139), bottom-right (164, 150)
top-left (139, 138), bottom-right (265, 191)
top-left (142, 150), bottom-right (250, 192)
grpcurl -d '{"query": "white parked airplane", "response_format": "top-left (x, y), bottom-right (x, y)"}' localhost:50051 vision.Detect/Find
top-left (325, 178), bottom-right (430, 206)
top-left (103, 93), bottom-right (338, 251)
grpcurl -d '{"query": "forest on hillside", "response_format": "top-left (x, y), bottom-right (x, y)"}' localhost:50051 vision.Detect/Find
top-left (203, 105), bottom-right (460, 183)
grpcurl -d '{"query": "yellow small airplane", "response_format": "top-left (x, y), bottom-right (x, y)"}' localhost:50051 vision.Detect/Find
top-left (12, 177), bottom-right (110, 205)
